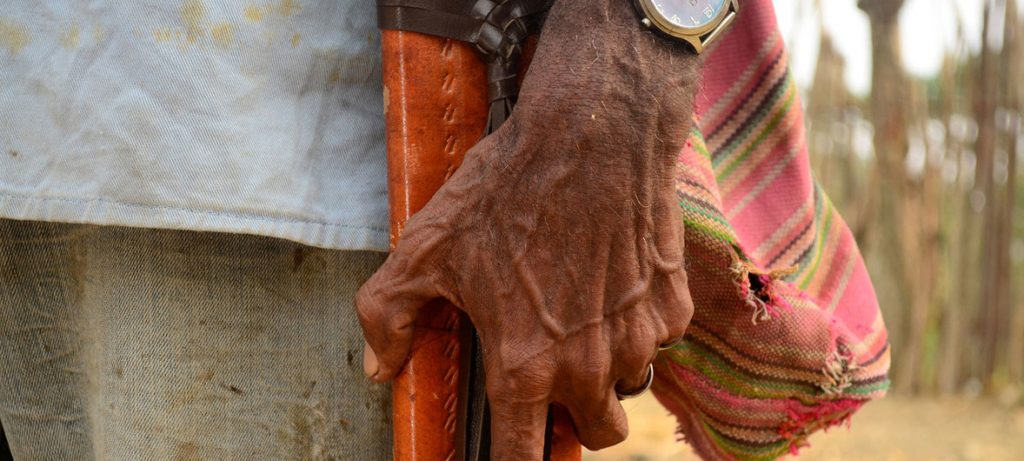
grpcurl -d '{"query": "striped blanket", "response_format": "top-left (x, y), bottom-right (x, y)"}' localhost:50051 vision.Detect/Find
top-left (651, 2), bottom-right (891, 459)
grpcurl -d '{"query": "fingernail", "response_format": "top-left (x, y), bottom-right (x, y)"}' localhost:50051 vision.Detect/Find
top-left (363, 340), bottom-right (380, 379)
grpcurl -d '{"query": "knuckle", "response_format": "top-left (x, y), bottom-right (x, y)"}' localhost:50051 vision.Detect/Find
top-left (354, 287), bottom-right (377, 323)
top-left (488, 362), bottom-right (553, 400)
top-left (658, 278), bottom-right (694, 337)
top-left (355, 281), bottom-right (415, 340)
top-left (558, 355), bottom-right (612, 398)
top-left (662, 309), bottom-right (691, 339)
top-left (355, 281), bottom-right (385, 323)
top-left (665, 309), bottom-right (694, 341)
top-left (615, 340), bottom-right (656, 374)
top-left (578, 410), bottom-right (628, 450)
top-left (664, 323), bottom-right (689, 343)
top-left (387, 309), bottom-right (416, 338)
top-left (670, 270), bottom-right (694, 304)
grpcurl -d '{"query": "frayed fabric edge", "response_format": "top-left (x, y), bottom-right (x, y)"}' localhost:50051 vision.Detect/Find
top-left (730, 260), bottom-right (798, 325)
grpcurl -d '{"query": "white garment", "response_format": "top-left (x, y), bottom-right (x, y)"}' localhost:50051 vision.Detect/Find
top-left (0, 0), bottom-right (389, 251)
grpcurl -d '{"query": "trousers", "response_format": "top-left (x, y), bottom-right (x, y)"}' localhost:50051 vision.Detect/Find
top-left (0, 219), bottom-right (391, 460)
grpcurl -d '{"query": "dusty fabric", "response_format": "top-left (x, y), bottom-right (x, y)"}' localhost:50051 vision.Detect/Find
top-left (0, 219), bottom-right (391, 460)
top-left (0, 1), bottom-right (389, 251)
top-left (651, 2), bottom-right (891, 459)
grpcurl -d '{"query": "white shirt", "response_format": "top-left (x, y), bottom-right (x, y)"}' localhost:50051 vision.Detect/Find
top-left (0, 0), bottom-right (389, 251)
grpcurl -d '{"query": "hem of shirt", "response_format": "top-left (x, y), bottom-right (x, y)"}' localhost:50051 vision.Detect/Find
top-left (0, 192), bottom-right (391, 252)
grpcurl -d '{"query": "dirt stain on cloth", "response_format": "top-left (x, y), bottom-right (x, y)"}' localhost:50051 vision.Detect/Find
top-left (181, 0), bottom-right (205, 44)
top-left (0, 19), bottom-right (31, 55)
top-left (278, 0), bottom-right (301, 17)
top-left (278, 402), bottom-right (343, 460)
top-left (244, 1), bottom-right (300, 22)
top-left (174, 442), bottom-right (200, 461)
top-left (244, 5), bottom-right (266, 22)
top-left (211, 22), bottom-right (235, 47)
top-left (60, 23), bottom-right (80, 49)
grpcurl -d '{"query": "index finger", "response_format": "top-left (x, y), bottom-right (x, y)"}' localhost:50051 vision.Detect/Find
top-left (488, 395), bottom-right (550, 461)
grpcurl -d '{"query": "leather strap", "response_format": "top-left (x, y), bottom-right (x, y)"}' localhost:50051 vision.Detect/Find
top-left (378, 0), bottom-right (552, 131)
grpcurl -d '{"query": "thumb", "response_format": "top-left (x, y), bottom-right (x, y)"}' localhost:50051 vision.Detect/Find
top-left (363, 340), bottom-right (380, 377)
top-left (356, 248), bottom-right (444, 382)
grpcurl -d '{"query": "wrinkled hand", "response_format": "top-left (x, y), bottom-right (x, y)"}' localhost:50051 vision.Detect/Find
top-left (358, 0), bottom-right (701, 458)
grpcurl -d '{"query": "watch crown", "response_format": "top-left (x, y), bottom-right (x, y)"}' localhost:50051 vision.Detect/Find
top-left (641, 18), bottom-right (652, 28)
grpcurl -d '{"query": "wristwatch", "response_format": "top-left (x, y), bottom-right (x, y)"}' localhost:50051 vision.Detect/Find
top-left (634, 0), bottom-right (739, 53)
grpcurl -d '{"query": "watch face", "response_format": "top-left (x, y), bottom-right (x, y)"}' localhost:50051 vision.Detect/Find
top-left (649, 0), bottom-right (727, 30)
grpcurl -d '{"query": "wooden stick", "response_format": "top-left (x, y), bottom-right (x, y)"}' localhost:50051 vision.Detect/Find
top-left (381, 29), bottom-right (581, 461)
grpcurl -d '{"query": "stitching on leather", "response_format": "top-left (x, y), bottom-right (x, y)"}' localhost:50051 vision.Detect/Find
top-left (441, 39), bottom-right (459, 182)
top-left (438, 40), bottom-right (462, 461)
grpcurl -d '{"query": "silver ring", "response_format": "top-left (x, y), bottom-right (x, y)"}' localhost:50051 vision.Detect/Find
top-left (616, 364), bottom-right (654, 400)
top-left (659, 335), bottom-right (685, 351)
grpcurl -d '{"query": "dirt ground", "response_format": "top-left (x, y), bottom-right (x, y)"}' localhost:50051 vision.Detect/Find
top-left (583, 395), bottom-right (1024, 461)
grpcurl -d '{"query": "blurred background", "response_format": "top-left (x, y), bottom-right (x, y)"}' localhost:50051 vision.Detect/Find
top-left (588, 0), bottom-right (1024, 459)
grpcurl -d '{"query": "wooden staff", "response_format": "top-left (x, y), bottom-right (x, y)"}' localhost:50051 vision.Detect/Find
top-left (381, 29), bottom-right (581, 461)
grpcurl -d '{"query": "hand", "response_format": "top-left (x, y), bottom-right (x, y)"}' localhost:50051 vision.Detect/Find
top-left (357, 0), bottom-right (701, 458)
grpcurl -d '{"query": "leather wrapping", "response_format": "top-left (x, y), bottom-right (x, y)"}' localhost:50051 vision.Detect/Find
top-left (381, 30), bottom-right (581, 460)
top-left (378, 0), bottom-right (551, 132)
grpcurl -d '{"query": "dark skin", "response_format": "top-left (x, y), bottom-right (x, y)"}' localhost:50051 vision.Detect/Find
top-left (357, 0), bottom-right (702, 458)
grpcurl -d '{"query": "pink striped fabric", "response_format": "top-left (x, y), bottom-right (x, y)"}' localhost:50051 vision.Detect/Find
top-left (651, 2), bottom-right (890, 459)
